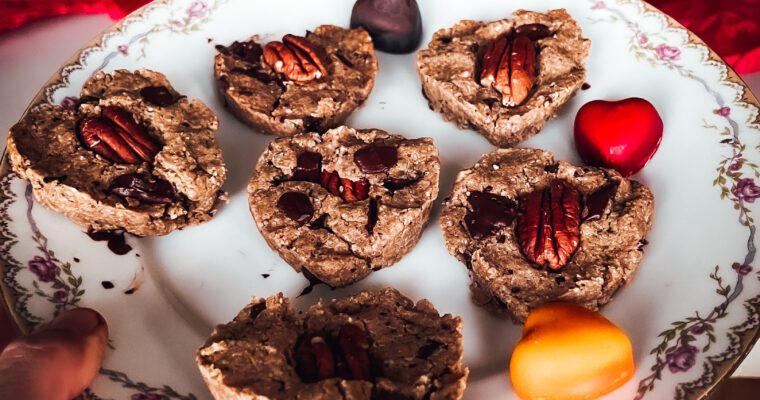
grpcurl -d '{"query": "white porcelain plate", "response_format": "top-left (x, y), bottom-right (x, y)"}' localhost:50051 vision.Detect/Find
top-left (2, 0), bottom-right (760, 398)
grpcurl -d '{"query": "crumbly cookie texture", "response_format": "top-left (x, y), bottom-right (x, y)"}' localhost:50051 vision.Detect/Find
top-left (197, 288), bottom-right (468, 400)
top-left (248, 126), bottom-right (440, 287)
top-left (440, 148), bottom-right (654, 322)
top-left (215, 25), bottom-right (378, 136)
top-left (6, 69), bottom-right (226, 236)
top-left (416, 9), bottom-right (590, 147)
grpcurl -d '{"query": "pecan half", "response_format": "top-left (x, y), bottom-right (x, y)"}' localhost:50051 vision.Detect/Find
top-left (295, 335), bottom-right (336, 382)
top-left (479, 33), bottom-right (537, 106)
top-left (516, 180), bottom-right (581, 270)
top-left (263, 34), bottom-right (328, 84)
top-left (78, 107), bottom-right (161, 164)
top-left (338, 323), bottom-right (372, 381)
top-left (320, 171), bottom-right (369, 203)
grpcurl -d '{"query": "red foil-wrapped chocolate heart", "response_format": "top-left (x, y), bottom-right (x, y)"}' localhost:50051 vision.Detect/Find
top-left (574, 98), bottom-right (663, 177)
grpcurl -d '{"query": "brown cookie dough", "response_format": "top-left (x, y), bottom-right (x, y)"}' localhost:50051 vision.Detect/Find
top-left (248, 126), bottom-right (439, 287)
top-left (440, 148), bottom-right (654, 322)
top-left (215, 25), bottom-right (378, 136)
top-left (197, 288), bottom-right (468, 400)
top-left (416, 9), bottom-right (590, 147)
top-left (6, 69), bottom-right (226, 236)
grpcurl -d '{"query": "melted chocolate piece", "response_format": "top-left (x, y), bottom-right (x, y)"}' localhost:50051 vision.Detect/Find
top-left (354, 145), bottom-right (398, 174)
top-left (382, 176), bottom-right (420, 193)
top-left (298, 269), bottom-right (329, 297)
top-left (583, 182), bottom-right (619, 221)
top-left (87, 230), bottom-right (133, 255)
top-left (277, 192), bottom-right (314, 225)
top-left (249, 302), bottom-right (267, 320)
top-left (581, 82), bottom-right (591, 90)
top-left (464, 191), bottom-right (516, 239)
top-left (293, 152), bottom-right (323, 182)
top-left (515, 23), bottom-right (553, 40)
top-left (139, 86), bottom-right (180, 107)
top-left (109, 173), bottom-right (176, 205)
top-left (350, 0), bottom-right (423, 54)
top-left (544, 163), bottom-right (560, 173)
top-left (367, 198), bottom-right (379, 235)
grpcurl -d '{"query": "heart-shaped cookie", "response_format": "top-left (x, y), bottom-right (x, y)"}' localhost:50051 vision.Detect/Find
top-left (574, 98), bottom-right (663, 177)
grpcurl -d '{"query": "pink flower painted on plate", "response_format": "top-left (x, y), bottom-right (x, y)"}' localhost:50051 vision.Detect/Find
top-left (732, 178), bottom-right (760, 203)
top-left (637, 33), bottom-right (648, 45)
top-left (665, 344), bottom-right (698, 373)
top-left (729, 160), bottom-right (743, 171)
top-left (28, 256), bottom-right (58, 283)
top-left (655, 44), bottom-right (681, 61)
top-left (591, 1), bottom-right (606, 9)
top-left (186, 1), bottom-right (208, 18)
top-left (733, 262), bottom-right (753, 276)
top-left (117, 45), bottom-right (129, 56)
top-left (714, 106), bottom-right (731, 116)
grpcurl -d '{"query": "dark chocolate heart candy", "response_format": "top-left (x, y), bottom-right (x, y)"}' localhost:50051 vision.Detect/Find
top-left (350, 0), bottom-right (423, 54)
top-left (354, 145), bottom-right (398, 174)
top-left (464, 191), bottom-right (516, 239)
top-left (277, 191), bottom-right (314, 225)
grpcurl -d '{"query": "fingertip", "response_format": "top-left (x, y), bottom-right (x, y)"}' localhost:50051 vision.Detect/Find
top-left (42, 308), bottom-right (108, 338)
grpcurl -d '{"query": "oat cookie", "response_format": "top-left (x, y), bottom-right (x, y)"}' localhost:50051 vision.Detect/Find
top-left (440, 148), bottom-right (654, 322)
top-left (417, 9), bottom-right (590, 147)
top-left (6, 69), bottom-right (226, 236)
top-left (197, 288), bottom-right (468, 400)
top-left (248, 126), bottom-right (439, 287)
top-left (215, 25), bottom-right (378, 136)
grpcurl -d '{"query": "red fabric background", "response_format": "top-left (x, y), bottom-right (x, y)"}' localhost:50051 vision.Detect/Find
top-left (1, 0), bottom-right (759, 73)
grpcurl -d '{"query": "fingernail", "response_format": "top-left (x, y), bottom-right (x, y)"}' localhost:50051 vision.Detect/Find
top-left (43, 308), bottom-right (105, 336)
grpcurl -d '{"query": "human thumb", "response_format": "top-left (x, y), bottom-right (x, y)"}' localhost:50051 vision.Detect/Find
top-left (0, 308), bottom-right (108, 400)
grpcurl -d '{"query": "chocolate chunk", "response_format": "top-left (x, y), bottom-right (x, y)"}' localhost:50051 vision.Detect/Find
top-left (464, 191), bottom-right (516, 239)
top-left (109, 173), bottom-right (176, 205)
top-left (293, 152), bottom-right (323, 182)
top-left (335, 51), bottom-right (356, 68)
top-left (277, 192), bottom-right (314, 225)
top-left (367, 197), bottom-right (379, 235)
top-left (139, 86), bottom-right (180, 107)
top-left (544, 163), bottom-right (560, 173)
top-left (583, 182), bottom-right (619, 221)
top-left (224, 40), bottom-right (263, 63)
top-left (416, 339), bottom-right (443, 359)
top-left (354, 145), bottom-right (398, 173)
top-left (350, 0), bottom-right (423, 54)
top-left (382, 176), bottom-right (420, 193)
top-left (230, 67), bottom-right (276, 84)
top-left (309, 214), bottom-right (330, 231)
top-left (249, 301), bottom-right (267, 320)
top-left (515, 23), bottom-right (553, 40)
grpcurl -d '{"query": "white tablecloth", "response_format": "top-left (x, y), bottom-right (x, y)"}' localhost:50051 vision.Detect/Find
top-left (1, 13), bottom-right (760, 377)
